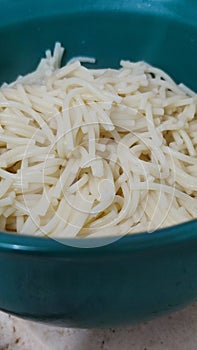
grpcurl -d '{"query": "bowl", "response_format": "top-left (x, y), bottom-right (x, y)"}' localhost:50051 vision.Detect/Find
top-left (0, 0), bottom-right (197, 328)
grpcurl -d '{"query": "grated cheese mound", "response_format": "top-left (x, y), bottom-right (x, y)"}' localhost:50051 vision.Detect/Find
top-left (0, 42), bottom-right (197, 238)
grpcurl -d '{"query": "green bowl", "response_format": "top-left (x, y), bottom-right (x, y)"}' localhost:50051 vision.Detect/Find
top-left (0, 0), bottom-right (197, 328)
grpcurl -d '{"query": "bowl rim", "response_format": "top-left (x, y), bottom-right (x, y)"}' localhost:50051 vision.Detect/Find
top-left (0, 219), bottom-right (197, 256)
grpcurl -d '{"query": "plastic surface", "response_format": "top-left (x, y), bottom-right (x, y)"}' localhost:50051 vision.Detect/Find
top-left (0, 0), bottom-right (197, 327)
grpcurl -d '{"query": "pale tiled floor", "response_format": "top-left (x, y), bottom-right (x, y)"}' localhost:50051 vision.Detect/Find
top-left (1, 303), bottom-right (197, 350)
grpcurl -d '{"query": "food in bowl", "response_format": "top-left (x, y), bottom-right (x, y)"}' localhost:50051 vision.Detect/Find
top-left (0, 43), bottom-right (196, 238)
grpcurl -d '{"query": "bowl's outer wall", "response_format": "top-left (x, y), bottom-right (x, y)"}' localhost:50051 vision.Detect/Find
top-left (0, 0), bottom-right (197, 327)
top-left (1, 237), bottom-right (197, 327)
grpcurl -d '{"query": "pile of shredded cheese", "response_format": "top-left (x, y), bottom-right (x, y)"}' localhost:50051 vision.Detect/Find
top-left (0, 42), bottom-right (197, 238)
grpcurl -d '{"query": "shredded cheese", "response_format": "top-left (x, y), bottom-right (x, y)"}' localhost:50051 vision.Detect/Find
top-left (0, 42), bottom-right (197, 238)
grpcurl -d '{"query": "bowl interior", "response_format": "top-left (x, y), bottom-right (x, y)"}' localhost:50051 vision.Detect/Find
top-left (0, 1), bottom-right (197, 90)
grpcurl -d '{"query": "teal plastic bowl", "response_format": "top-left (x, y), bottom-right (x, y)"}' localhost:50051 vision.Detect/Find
top-left (0, 0), bottom-right (197, 328)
